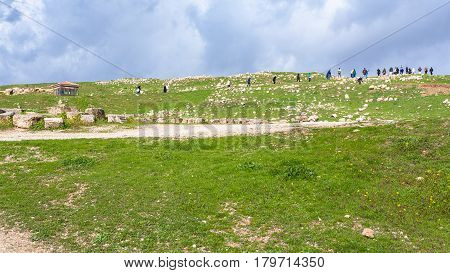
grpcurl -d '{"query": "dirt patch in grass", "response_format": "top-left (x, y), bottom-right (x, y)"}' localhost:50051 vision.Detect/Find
top-left (216, 202), bottom-right (284, 250)
top-left (0, 223), bottom-right (58, 253)
top-left (306, 216), bottom-right (416, 251)
top-left (420, 84), bottom-right (450, 96)
top-left (0, 147), bottom-right (57, 165)
top-left (64, 183), bottom-right (88, 208)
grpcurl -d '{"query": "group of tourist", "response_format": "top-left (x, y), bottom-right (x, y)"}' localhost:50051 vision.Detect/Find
top-left (336, 66), bottom-right (434, 80)
top-left (133, 65), bottom-right (436, 94)
top-left (374, 66), bottom-right (434, 76)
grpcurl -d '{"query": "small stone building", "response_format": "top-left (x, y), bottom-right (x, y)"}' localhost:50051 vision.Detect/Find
top-left (53, 81), bottom-right (79, 96)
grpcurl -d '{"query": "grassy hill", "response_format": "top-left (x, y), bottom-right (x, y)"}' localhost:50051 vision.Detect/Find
top-left (1, 72), bottom-right (449, 122)
top-left (0, 72), bottom-right (448, 253)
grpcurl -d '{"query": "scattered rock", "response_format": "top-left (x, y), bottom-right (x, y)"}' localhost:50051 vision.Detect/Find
top-left (85, 108), bottom-right (105, 120)
top-left (80, 114), bottom-right (95, 124)
top-left (344, 215), bottom-right (351, 219)
top-left (295, 115), bottom-right (309, 122)
top-left (169, 118), bottom-right (183, 124)
top-left (0, 108), bottom-right (21, 115)
top-left (44, 118), bottom-right (64, 129)
top-left (308, 115), bottom-right (319, 122)
top-left (0, 112), bottom-right (15, 122)
top-left (4, 89), bottom-right (14, 96)
top-left (247, 119), bottom-right (264, 125)
top-left (66, 112), bottom-right (80, 120)
top-left (3, 87), bottom-right (53, 96)
top-left (193, 118), bottom-right (204, 124)
top-left (107, 114), bottom-right (128, 124)
top-left (13, 113), bottom-right (43, 129)
top-left (156, 118), bottom-right (166, 124)
top-left (219, 118), bottom-right (233, 124)
top-left (48, 104), bottom-right (76, 116)
top-left (362, 228), bottom-right (375, 239)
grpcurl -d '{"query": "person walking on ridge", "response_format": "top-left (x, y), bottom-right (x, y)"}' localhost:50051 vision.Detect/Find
top-left (135, 85), bottom-right (142, 95)
top-left (326, 70), bottom-right (332, 80)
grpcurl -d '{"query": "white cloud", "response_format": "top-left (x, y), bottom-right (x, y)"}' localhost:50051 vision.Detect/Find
top-left (0, 0), bottom-right (449, 84)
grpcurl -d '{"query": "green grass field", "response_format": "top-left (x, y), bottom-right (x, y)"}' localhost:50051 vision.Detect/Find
top-left (0, 119), bottom-right (448, 252)
top-left (0, 72), bottom-right (449, 253)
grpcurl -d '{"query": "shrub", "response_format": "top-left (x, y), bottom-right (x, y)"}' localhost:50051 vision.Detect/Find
top-left (0, 119), bottom-right (13, 130)
top-left (61, 156), bottom-right (96, 170)
top-left (30, 119), bottom-right (45, 131)
top-left (238, 161), bottom-right (263, 171)
top-left (272, 160), bottom-right (316, 181)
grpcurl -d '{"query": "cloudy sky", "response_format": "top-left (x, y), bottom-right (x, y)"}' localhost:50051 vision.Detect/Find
top-left (0, 0), bottom-right (449, 84)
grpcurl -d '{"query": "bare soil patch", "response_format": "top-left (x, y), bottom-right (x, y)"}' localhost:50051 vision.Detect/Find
top-left (0, 225), bottom-right (55, 253)
top-left (420, 84), bottom-right (450, 96)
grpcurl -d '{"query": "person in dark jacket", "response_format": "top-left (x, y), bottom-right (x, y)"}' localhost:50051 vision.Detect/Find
top-left (430, 67), bottom-right (434, 75)
top-left (382, 68), bottom-right (387, 75)
top-left (326, 70), bottom-right (332, 80)
top-left (163, 84), bottom-right (168, 93)
top-left (272, 76), bottom-right (277, 84)
top-left (296, 73), bottom-right (301, 82)
top-left (247, 77), bottom-right (252, 87)
top-left (377, 68), bottom-right (381, 77)
top-left (135, 85), bottom-right (142, 95)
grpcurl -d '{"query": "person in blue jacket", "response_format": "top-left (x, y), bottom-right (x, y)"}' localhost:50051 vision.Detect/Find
top-left (326, 70), bottom-right (332, 80)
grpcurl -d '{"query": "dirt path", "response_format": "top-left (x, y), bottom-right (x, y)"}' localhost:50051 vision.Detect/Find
top-left (0, 121), bottom-right (395, 142)
top-left (0, 225), bottom-right (53, 253)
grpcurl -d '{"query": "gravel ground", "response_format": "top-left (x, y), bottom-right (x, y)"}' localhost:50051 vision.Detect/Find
top-left (0, 121), bottom-right (394, 142)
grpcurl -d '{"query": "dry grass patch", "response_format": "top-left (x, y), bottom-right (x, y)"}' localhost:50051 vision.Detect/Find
top-left (420, 84), bottom-right (450, 96)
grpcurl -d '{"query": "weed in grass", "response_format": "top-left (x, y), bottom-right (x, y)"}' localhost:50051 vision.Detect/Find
top-left (0, 120), bottom-right (13, 130)
top-left (238, 161), bottom-right (263, 171)
top-left (392, 136), bottom-right (430, 153)
top-left (272, 160), bottom-right (317, 181)
top-left (30, 120), bottom-right (45, 131)
top-left (61, 156), bottom-right (96, 170)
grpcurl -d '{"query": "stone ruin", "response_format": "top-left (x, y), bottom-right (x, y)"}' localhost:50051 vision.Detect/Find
top-left (1, 101), bottom-right (322, 130)
top-left (3, 87), bottom-right (53, 96)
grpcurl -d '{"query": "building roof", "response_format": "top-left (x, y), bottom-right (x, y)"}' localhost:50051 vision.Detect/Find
top-left (54, 81), bottom-right (79, 88)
